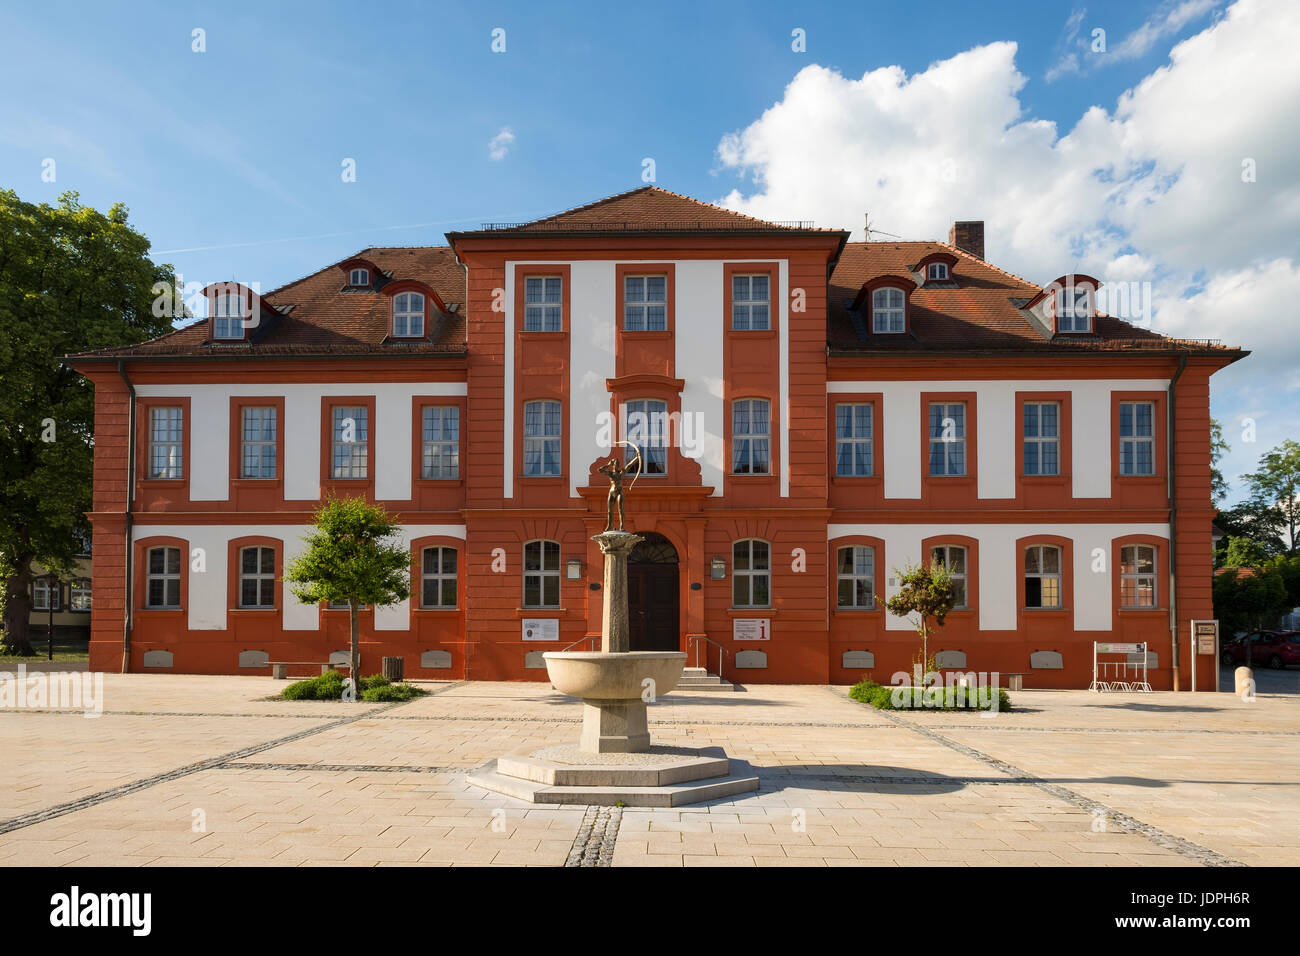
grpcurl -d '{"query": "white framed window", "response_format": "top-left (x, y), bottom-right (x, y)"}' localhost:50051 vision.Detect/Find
top-left (733, 539), bottom-right (770, 608)
top-left (331, 405), bottom-right (369, 479)
top-left (1023, 401), bottom-right (1060, 476)
top-left (927, 402), bottom-right (966, 476)
top-left (421, 406), bottom-right (459, 479)
top-left (1120, 545), bottom-right (1157, 608)
top-left (872, 287), bottom-right (905, 333)
top-left (836, 545), bottom-right (875, 608)
top-left (239, 546), bottom-right (275, 608)
top-left (149, 406), bottom-right (184, 479)
top-left (1055, 286), bottom-right (1092, 332)
top-left (146, 546), bottom-right (181, 609)
top-left (523, 400), bottom-right (562, 477)
top-left (834, 403), bottom-right (873, 476)
top-left (70, 579), bottom-right (92, 612)
top-left (524, 276), bottom-right (563, 332)
top-left (927, 262), bottom-right (949, 281)
top-left (421, 546), bottom-right (458, 608)
top-left (930, 545), bottom-right (968, 609)
top-left (1119, 401), bottom-right (1155, 476)
top-left (393, 292), bottom-right (425, 337)
top-left (624, 399), bottom-right (668, 475)
top-left (240, 406), bottom-right (277, 479)
top-left (731, 399), bottom-right (771, 475)
top-left (1024, 545), bottom-right (1061, 608)
top-left (32, 579), bottom-right (60, 611)
top-left (213, 292), bottom-right (245, 340)
top-left (349, 267), bottom-right (370, 286)
top-left (731, 274), bottom-right (770, 330)
top-left (523, 540), bottom-right (561, 608)
top-left (624, 275), bottom-right (667, 331)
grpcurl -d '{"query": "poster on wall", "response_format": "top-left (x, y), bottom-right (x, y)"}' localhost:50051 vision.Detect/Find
top-left (733, 619), bottom-right (770, 641)
top-left (522, 619), bottom-right (559, 642)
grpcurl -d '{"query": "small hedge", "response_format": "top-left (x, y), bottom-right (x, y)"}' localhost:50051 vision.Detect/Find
top-left (279, 670), bottom-right (427, 702)
top-left (849, 679), bottom-right (1010, 712)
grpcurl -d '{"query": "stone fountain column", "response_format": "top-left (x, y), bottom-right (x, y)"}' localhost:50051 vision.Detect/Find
top-left (594, 530), bottom-right (640, 654)
top-left (582, 530), bottom-right (646, 752)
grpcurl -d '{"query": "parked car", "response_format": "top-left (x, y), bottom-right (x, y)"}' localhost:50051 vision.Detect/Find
top-left (1220, 630), bottom-right (1300, 669)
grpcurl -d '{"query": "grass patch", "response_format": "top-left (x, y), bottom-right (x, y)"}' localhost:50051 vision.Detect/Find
top-left (0, 637), bottom-right (90, 663)
top-left (279, 670), bottom-right (427, 702)
top-left (849, 679), bottom-right (1010, 712)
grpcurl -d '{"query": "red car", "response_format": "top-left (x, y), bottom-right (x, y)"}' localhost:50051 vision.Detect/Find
top-left (1220, 630), bottom-right (1300, 669)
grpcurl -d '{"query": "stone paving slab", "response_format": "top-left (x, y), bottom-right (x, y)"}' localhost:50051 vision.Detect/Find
top-left (0, 673), bottom-right (1296, 866)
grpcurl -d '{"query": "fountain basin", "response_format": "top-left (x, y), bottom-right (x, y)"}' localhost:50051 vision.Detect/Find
top-left (543, 651), bottom-right (686, 700)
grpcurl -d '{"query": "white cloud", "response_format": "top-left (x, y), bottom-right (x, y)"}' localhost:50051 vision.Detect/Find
top-left (1110, 0), bottom-right (1223, 60)
top-left (713, 0), bottom-right (1300, 501)
top-left (1046, 0), bottom-right (1222, 80)
top-left (1045, 8), bottom-right (1087, 82)
top-left (488, 127), bottom-right (515, 161)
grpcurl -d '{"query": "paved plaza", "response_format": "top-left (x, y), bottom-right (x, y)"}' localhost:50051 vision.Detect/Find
top-left (1, 674), bottom-right (1297, 867)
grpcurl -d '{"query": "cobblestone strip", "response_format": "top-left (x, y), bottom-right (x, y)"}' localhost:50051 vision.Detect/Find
top-left (865, 702), bottom-right (1246, 867)
top-left (0, 689), bottom-right (462, 837)
top-left (565, 805), bottom-right (622, 867)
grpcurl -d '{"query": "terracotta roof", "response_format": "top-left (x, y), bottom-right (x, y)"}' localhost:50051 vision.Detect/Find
top-left (72, 246), bottom-right (467, 360)
top-left (828, 240), bottom-right (1242, 355)
top-left (450, 186), bottom-right (835, 235)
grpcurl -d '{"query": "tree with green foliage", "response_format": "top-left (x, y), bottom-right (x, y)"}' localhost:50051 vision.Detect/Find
top-left (1215, 498), bottom-right (1287, 564)
top-left (1242, 439), bottom-right (1300, 553)
top-left (1221, 535), bottom-right (1270, 569)
top-left (885, 562), bottom-right (958, 674)
top-left (283, 498), bottom-right (411, 697)
top-left (0, 190), bottom-right (178, 654)
top-left (1210, 418), bottom-right (1230, 504)
top-left (1212, 565), bottom-right (1288, 636)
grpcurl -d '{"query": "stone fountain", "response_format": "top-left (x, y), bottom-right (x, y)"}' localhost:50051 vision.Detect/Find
top-left (468, 458), bottom-right (759, 807)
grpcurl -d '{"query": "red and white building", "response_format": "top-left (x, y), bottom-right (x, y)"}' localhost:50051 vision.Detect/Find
top-left (71, 187), bottom-right (1244, 688)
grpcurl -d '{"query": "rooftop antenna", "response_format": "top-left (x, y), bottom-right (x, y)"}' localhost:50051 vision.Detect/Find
top-left (863, 213), bottom-right (899, 241)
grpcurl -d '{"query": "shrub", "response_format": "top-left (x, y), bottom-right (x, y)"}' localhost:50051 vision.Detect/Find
top-left (279, 670), bottom-right (421, 701)
top-left (849, 679), bottom-right (1010, 712)
top-left (360, 683), bottom-right (428, 702)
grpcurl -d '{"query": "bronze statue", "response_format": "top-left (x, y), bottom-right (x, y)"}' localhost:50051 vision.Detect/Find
top-left (598, 445), bottom-right (642, 531)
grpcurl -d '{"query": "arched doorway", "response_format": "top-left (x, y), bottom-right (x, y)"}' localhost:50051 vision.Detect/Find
top-left (627, 532), bottom-right (680, 652)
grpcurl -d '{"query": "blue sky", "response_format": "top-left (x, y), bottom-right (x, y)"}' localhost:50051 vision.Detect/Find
top-left (2, 0), bottom-right (1293, 502)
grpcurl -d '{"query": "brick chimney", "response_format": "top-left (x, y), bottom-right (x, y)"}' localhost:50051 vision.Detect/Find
top-left (949, 220), bottom-right (984, 260)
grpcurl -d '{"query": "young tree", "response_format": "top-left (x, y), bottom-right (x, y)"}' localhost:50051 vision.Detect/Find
top-left (1221, 535), bottom-right (1270, 569)
top-left (284, 498), bottom-right (411, 696)
top-left (885, 562), bottom-right (958, 675)
top-left (1243, 439), bottom-right (1300, 553)
top-left (0, 190), bottom-right (178, 654)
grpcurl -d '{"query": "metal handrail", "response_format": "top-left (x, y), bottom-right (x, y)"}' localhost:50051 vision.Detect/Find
top-left (687, 635), bottom-right (730, 679)
top-left (558, 635), bottom-right (602, 652)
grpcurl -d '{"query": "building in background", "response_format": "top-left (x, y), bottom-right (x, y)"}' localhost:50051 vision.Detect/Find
top-left (68, 187), bottom-right (1245, 688)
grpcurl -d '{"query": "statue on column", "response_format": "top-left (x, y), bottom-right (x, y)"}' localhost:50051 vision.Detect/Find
top-left (598, 444), bottom-right (642, 532)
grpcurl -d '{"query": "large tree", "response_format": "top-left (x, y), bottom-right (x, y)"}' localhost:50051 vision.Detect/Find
top-left (1242, 439), bottom-right (1300, 553)
top-left (1210, 418), bottom-right (1230, 504)
top-left (0, 190), bottom-right (177, 654)
top-left (283, 497), bottom-right (411, 695)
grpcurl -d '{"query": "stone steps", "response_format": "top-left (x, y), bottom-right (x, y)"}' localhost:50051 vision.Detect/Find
top-left (676, 668), bottom-right (737, 692)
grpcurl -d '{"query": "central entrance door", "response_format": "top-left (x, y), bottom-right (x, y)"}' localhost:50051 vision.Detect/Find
top-left (627, 533), bottom-right (680, 652)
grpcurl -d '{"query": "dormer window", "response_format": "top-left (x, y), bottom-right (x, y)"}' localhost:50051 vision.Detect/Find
top-left (393, 292), bottom-right (425, 337)
top-left (213, 293), bottom-right (246, 340)
top-left (1055, 286), bottom-right (1092, 333)
top-left (927, 262), bottom-right (949, 281)
top-left (349, 268), bottom-right (370, 287)
top-left (872, 287), bottom-right (905, 333)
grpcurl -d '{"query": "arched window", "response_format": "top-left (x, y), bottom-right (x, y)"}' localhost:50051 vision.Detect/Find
top-left (421, 546), bottom-right (458, 608)
top-left (872, 287), bottom-right (905, 333)
top-left (393, 292), bottom-right (425, 337)
top-left (624, 399), bottom-right (668, 475)
top-left (929, 544), bottom-right (968, 608)
top-left (349, 267), bottom-right (370, 286)
top-left (1120, 544), bottom-right (1157, 608)
top-left (146, 546), bottom-right (182, 608)
top-left (731, 399), bottom-right (770, 475)
top-left (523, 400), bottom-right (562, 476)
top-left (1055, 286), bottom-right (1092, 332)
top-left (1023, 545), bottom-right (1061, 608)
top-left (523, 540), bottom-right (561, 608)
top-left (733, 539), bottom-right (770, 608)
top-left (927, 262), bottom-right (949, 281)
top-left (836, 545), bottom-right (875, 608)
top-left (238, 546), bottom-right (276, 608)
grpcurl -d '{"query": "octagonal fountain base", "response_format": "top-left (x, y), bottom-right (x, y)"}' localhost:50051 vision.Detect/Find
top-left (467, 745), bottom-right (760, 807)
